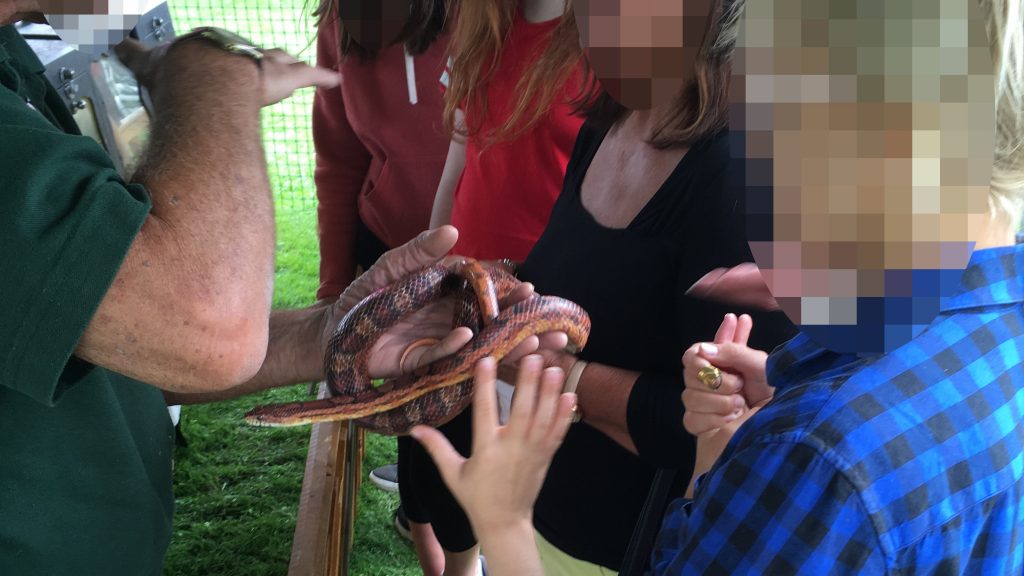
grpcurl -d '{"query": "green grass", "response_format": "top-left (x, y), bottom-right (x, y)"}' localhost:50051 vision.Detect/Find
top-left (272, 211), bottom-right (322, 308)
top-left (164, 2), bottom-right (421, 574)
top-left (164, 385), bottom-right (311, 576)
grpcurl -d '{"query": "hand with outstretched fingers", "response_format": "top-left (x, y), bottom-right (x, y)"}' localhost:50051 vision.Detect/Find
top-left (411, 355), bottom-right (574, 532)
top-left (411, 355), bottom-right (573, 576)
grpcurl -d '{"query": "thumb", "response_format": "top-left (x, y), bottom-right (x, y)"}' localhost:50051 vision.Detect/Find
top-left (411, 425), bottom-right (466, 487)
top-left (378, 226), bottom-right (458, 284)
top-left (342, 226), bottom-right (459, 309)
top-left (408, 328), bottom-right (475, 371)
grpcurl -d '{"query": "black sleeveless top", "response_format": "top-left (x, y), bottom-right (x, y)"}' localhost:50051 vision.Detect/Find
top-left (518, 120), bottom-right (797, 570)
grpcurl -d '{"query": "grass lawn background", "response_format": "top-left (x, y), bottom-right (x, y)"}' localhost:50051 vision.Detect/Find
top-left (163, 2), bottom-right (420, 574)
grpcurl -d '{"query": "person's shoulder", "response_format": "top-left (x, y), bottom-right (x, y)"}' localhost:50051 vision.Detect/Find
top-left (719, 307), bottom-right (1024, 566)
top-left (757, 316), bottom-right (1019, 474)
top-left (725, 335), bottom-right (869, 461)
top-left (679, 129), bottom-right (732, 200)
top-left (692, 129), bottom-right (731, 170)
top-left (809, 347), bottom-right (1024, 555)
top-left (758, 350), bottom-right (921, 469)
top-left (702, 128), bottom-right (731, 157)
top-left (562, 117), bottom-right (606, 166)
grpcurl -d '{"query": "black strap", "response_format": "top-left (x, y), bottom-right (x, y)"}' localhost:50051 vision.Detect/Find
top-left (619, 468), bottom-right (677, 576)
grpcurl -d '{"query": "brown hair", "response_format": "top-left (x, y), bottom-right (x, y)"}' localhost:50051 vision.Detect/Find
top-left (312, 0), bottom-right (449, 59)
top-left (442, 0), bottom-right (598, 146)
top-left (581, 0), bottom-right (745, 150)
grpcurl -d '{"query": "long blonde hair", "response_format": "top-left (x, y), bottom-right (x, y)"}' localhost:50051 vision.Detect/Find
top-left (983, 0), bottom-right (1024, 231)
top-left (442, 0), bottom-right (596, 146)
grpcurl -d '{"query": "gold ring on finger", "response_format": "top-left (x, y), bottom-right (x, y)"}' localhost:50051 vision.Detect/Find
top-left (697, 365), bottom-right (723, 391)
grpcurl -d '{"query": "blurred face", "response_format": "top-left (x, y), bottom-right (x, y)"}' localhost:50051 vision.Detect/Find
top-left (732, 0), bottom-right (995, 354)
top-left (572, 0), bottom-right (712, 109)
top-left (338, 0), bottom-right (411, 51)
top-left (36, 1), bottom-right (158, 58)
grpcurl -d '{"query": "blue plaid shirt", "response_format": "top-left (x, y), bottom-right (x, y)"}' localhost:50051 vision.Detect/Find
top-left (651, 245), bottom-right (1024, 575)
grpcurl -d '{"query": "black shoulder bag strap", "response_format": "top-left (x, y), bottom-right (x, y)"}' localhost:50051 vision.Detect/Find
top-left (619, 468), bottom-right (678, 576)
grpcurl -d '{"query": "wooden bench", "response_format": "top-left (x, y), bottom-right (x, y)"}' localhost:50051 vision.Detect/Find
top-left (287, 382), bottom-right (364, 576)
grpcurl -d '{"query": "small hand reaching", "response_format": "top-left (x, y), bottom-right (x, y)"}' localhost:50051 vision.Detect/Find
top-left (411, 355), bottom-right (575, 536)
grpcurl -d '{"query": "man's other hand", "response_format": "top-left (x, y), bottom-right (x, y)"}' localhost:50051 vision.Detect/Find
top-left (258, 48), bottom-right (339, 106)
top-left (114, 36), bottom-right (338, 108)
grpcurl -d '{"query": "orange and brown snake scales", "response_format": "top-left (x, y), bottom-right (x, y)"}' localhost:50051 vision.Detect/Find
top-left (244, 258), bottom-right (591, 435)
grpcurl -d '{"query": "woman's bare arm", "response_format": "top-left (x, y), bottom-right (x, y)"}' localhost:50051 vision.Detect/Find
top-left (429, 109), bottom-right (467, 228)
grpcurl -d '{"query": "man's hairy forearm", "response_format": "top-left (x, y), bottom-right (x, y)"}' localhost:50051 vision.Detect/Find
top-left (135, 41), bottom-right (272, 268)
top-left (165, 306), bottom-right (329, 405)
top-left (76, 43), bottom-right (275, 391)
top-left (133, 43), bottom-right (276, 344)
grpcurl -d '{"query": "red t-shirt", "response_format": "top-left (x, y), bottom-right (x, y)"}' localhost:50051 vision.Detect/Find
top-left (441, 13), bottom-right (586, 260)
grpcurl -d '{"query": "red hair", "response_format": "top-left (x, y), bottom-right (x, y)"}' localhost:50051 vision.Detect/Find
top-left (442, 0), bottom-right (597, 146)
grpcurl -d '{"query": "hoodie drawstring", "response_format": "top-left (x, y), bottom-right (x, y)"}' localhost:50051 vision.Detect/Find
top-left (404, 47), bottom-right (418, 105)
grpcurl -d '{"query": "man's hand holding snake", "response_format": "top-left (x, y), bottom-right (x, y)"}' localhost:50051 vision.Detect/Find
top-left (317, 226), bottom-right (567, 380)
top-left (244, 224), bottom-right (586, 432)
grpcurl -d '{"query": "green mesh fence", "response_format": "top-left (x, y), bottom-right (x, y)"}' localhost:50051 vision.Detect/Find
top-left (168, 0), bottom-right (320, 212)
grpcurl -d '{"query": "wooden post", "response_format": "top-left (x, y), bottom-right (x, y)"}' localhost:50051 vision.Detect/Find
top-left (288, 383), bottom-right (364, 576)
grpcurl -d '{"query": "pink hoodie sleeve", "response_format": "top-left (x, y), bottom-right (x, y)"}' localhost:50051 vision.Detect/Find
top-left (313, 19), bottom-right (372, 300)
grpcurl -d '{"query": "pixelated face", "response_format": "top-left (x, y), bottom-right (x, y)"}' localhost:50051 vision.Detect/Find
top-left (731, 0), bottom-right (995, 354)
top-left (572, 0), bottom-right (712, 109)
top-left (37, 1), bottom-right (158, 58)
top-left (338, 0), bottom-right (410, 51)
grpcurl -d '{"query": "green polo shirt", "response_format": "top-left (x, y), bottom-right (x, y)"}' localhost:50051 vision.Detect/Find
top-left (0, 25), bottom-right (173, 575)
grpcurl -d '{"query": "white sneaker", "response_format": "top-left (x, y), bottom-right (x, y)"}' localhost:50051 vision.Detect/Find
top-left (393, 506), bottom-right (413, 542)
top-left (369, 463), bottom-right (399, 493)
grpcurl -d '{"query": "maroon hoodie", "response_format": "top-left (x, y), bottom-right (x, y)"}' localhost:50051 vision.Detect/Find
top-left (313, 19), bottom-right (450, 299)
